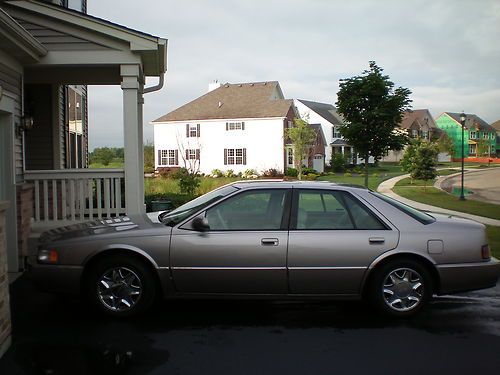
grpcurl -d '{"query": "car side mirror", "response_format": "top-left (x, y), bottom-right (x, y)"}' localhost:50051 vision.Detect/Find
top-left (192, 217), bottom-right (210, 232)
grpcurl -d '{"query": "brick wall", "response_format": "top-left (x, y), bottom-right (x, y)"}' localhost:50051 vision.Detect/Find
top-left (17, 184), bottom-right (34, 261)
top-left (0, 201), bottom-right (12, 359)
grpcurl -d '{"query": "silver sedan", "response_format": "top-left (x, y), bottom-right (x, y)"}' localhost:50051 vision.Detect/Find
top-left (30, 181), bottom-right (500, 317)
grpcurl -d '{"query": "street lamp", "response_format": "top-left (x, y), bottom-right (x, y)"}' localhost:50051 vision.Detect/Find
top-left (459, 112), bottom-right (466, 200)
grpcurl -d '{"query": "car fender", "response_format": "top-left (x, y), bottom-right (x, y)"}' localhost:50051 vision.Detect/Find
top-left (82, 244), bottom-right (161, 269)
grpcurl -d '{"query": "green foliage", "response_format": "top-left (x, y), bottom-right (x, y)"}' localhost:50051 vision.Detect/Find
top-left (176, 168), bottom-right (201, 196)
top-left (285, 167), bottom-right (298, 177)
top-left (336, 61), bottom-right (412, 186)
top-left (89, 147), bottom-right (123, 166)
top-left (225, 169), bottom-right (235, 178)
top-left (303, 173), bottom-right (318, 181)
top-left (144, 143), bottom-right (155, 173)
top-left (301, 167), bottom-right (316, 175)
top-left (244, 169), bottom-right (257, 177)
top-left (285, 117), bottom-right (317, 180)
top-left (476, 139), bottom-right (491, 156)
top-left (211, 169), bottom-right (223, 178)
top-left (262, 168), bottom-right (282, 177)
top-left (400, 139), bottom-right (420, 176)
top-left (410, 141), bottom-right (438, 189)
top-left (435, 133), bottom-right (455, 156)
top-left (331, 153), bottom-right (347, 172)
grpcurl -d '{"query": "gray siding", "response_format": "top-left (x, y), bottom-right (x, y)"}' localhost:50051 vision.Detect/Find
top-left (14, 21), bottom-right (110, 51)
top-left (0, 62), bottom-right (23, 182)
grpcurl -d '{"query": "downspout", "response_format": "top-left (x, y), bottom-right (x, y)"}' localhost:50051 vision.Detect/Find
top-left (143, 73), bottom-right (165, 94)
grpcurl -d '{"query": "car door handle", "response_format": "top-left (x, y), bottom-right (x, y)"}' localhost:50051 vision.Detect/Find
top-left (261, 238), bottom-right (279, 246)
top-left (369, 237), bottom-right (385, 244)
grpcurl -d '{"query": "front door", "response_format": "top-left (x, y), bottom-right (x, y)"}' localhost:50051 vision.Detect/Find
top-left (288, 189), bottom-right (399, 295)
top-left (170, 188), bottom-right (290, 294)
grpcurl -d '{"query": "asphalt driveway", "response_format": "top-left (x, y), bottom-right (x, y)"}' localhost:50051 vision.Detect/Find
top-left (1, 275), bottom-right (500, 374)
top-left (441, 168), bottom-right (500, 205)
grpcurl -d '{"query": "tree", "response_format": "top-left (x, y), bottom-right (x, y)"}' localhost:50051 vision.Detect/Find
top-left (89, 147), bottom-right (115, 166)
top-left (434, 133), bottom-right (455, 158)
top-left (285, 117), bottom-right (317, 180)
top-left (144, 143), bottom-right (155, 173)
top-left (336, 61), bottom-right (412, 187)
top-left (400, 139), bottom-right (420, 184)
top-left (411, 141), bottom-right (438, 191)
top-left (476, 139), bottom-right (491, 157)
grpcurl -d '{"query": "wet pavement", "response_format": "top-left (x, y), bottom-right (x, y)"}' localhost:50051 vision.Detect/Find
top-left (1, 275), bottom-right (500, 374)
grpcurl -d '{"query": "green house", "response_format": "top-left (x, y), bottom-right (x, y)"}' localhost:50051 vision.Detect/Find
top-left (435, 113), bottom-right (497, 158)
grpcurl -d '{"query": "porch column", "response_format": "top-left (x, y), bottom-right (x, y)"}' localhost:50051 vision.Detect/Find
top-left (138, 90), bottom-right (145, 201)
top-left (121, 65), bottom-right (144, 215)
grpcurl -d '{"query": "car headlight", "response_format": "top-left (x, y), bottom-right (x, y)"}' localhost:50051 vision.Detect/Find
top-left (38, 249), bottom-right (59, 264)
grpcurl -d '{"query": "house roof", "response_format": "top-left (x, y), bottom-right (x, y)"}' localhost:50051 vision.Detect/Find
top-left (2, 0), bottom-right (167, 76)
top-left (400, 109), bottom-right (436, 130)
top-left (491, 119), bottom-right (500, 132)
top-left (310, 123), bottom-right (327, 145)
top-left (153, 81), bottom-right (293, 122)
top-left (296, 99), bottom-right (343, 126)
top-left (444, 112), bottom-right (495, 133)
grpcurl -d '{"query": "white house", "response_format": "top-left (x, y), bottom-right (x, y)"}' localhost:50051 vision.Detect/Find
top-left (152, 81), bottom-right (298, 175)
top-left (294, 99), bottom-right (355, 166)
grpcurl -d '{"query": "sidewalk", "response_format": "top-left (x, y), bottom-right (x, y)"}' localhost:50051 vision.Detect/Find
top-left (377, 174), bottom-right (500, 227)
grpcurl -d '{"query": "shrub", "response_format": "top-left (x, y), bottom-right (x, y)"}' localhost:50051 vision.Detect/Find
top-left (372, 172), bottom-right (379, 178)
top-left (262, 168), bottom-right (283, 178)
top-left (344, 172), bottom-right (352, 177)
top-left (302, 167), bottom-right (316, 175)
top-left (244, 168), bottom-right (257, 177)
top-left (211, 169), bottom-right (223, 178)
top-left (331, 153), bottom-right (347, 173)
top-left (303, 173), bottom-right (318, 181)
top-left (225, 169), bottom-right (235, 178)
top-left (285, 167), bottom-right (298, 177)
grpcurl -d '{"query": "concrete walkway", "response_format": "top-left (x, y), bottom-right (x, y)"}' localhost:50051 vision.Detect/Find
top-left (377, 173), bottom-right (500, 227)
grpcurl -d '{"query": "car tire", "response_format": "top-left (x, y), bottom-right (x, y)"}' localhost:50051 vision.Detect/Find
top-left (85, 255), bottom-right (156, 317)
top-left (369, 259), bottom-right (433, 318)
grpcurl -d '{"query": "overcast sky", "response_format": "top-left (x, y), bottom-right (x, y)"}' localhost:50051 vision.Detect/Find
top-left (87, 0), bottom-right (500, 150)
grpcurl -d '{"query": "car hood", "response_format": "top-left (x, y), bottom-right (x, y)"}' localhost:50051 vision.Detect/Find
top-left (39, 212), bottom-right (165, 245)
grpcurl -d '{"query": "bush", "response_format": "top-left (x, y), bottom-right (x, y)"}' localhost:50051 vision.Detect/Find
top-left (285, 168), bottom-right (298, 177)
top-left (303, 173), bottom-right (318, 181)
top-left (175, 168), bottom-right (200, 196)
top-left (262, 168), bottom-right (283, 178)
top-left (211, 169), bottom-right (223, 178)
top-left (302, 167), bottom-right (316, 175)
top-left (145, 193), bottom-right (192, 212)
top-left (331, 153), bottom-right (347, 173)
top-left (344, 172), bottom-right (352, 177)
top-left (225, 169), bottom-right (235, 178)
top-left (244, 168), bottom-right (257, 177)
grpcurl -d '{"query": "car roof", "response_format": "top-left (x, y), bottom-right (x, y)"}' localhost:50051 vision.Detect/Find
top-left (230, 179), bottom-right (369, 191)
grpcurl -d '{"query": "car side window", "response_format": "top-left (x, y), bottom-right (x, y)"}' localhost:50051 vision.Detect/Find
top-left (206, 189), bottom-right (287, 231)
top-left (294, 190), bottom-right (387, 230)
top-left (296, 190), bottom-right (354, 230)
top-left (342, 193), bottom-right (387, 230)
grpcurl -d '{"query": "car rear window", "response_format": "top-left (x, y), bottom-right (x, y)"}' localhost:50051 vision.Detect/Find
top-left (370, 192), bottom-right (435, 225)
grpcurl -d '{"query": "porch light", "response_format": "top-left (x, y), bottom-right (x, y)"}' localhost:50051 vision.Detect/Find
top-left (459, 112), bottom-right (466, 201)
top-left (16, 114), bottom-right (35, 137)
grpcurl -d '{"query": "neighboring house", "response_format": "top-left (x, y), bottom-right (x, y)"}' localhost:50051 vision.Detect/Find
top-left (0, 0), bottom-right (167, 275)
top-left (293, 99), bottom-right (353, 166)
top-left (382, 109), bottom-right (440, 162)
top-left (435, 113), bottom-right (497, 158)
top-left (492, 119), bottom-right (500, 157)
top-left (153, 81), bottom-right (315, 175)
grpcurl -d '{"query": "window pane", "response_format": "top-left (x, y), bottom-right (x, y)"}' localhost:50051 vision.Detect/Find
top-left (206, 190), bottom-right (286, 230)
top-left (297, 190), bottom-right (353, 230)
top-left (342, 193), bottom-right (386, 230)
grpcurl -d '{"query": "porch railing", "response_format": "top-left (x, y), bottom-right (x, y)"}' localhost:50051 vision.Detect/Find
top-left (24, 169), bottom-right (126, 226)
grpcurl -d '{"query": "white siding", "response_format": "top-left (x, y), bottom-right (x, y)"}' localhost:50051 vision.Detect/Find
top-left (154, 118), bottom-right (285, 175)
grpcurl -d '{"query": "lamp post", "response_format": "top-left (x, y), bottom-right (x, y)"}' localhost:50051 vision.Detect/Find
top-left (459, 112), bottom-right (466, 200)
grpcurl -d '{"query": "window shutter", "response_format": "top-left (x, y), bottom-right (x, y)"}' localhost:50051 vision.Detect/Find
top-left (242, 122), bottom-right (245, 130)
top-left (226, 122), bottom-right (229, 131)
top-left (197, 123), bottom-right (200, 137)
top-left (186, 149), bottom-right (189, 161)
top-left (175, 150), bottom-right (178, 165)
top-left (243, 148), bottom-right (247, 165)
top-left (158, 150), bottom-right (161, 165)
top-left (224, 149), bottom-right (228, 165)
top-left (196, 149), bottom-right (200, 160)
top-left (186, 124), bottom-right (190, 137)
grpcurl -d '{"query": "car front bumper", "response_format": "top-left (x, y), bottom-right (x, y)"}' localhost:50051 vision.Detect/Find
top-left (436, 257), bottom-right (500, 294)
top-left (27, 255), bottom-right (83, 295)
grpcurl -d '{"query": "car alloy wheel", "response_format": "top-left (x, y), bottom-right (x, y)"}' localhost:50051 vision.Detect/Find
top-left (97, 266), bottom-right (143, 312)
top-left (382, 268), bottom-right (423, 312)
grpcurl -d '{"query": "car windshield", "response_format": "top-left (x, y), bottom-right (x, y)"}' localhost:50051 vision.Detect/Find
top-left (370, 191), bottom-right (435, 225)
top-left (159, 185), bottom-right (239, 226)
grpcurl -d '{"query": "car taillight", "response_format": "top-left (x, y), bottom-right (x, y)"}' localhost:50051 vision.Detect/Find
top-left (481, 244), bottom-right (491, 260)
top-left (38, 249), bottom-right (59, 264)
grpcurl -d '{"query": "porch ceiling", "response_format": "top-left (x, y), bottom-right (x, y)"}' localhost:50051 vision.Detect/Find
top-left (3, 0), bottom-right (167, 81)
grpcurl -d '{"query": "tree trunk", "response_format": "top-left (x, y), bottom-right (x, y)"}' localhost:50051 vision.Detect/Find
top-left (364, 152), bottom-right (369, 187)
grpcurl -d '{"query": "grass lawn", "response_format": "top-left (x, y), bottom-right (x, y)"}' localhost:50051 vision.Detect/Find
top-left (394, 179), bottom-right (500, 220)
top-left (486, 226), bottom-right (500, 259)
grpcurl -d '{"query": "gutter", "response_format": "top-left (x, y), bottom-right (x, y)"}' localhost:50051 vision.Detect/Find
top-left (143, 73), bottom-right (164, 94)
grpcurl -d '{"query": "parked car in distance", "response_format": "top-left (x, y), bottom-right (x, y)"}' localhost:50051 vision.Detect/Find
top-left (30, 181), bottom-right (500, 318)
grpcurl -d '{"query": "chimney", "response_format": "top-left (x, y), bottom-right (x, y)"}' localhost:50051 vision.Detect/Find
top-left (208, 80), bottom-right (222, 92)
